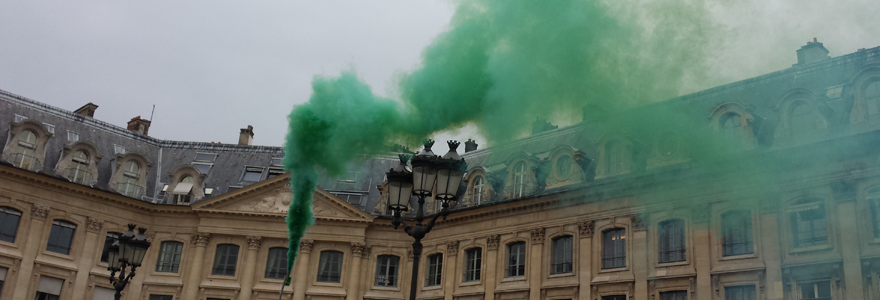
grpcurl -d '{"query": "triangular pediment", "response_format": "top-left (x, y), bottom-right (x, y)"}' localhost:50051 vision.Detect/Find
top-left (193, 175), bottom-right (373, 221)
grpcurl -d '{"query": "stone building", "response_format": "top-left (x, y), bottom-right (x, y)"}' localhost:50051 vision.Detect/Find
top-left (2, 40), bottom-right (880, 300)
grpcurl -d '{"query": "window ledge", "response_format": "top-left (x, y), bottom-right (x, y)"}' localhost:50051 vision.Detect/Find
top-left (598, 267), bottom-right (628, 274)
top-left (719, 253), bottom-right (756, 261)
top-left (312, 281), bottom-right (344, 288)
top-left (548, 272), bottom-right (575, 279)
top-left (371, 285), bottom-right (400, 291)
top-left (0, 240), bottom-right (19, 249)
top-left (42, 250), bottom-right (75, 261)
top-left (423, 285), bottom-right (443, 291)
top-left (460, 280), bottom-right (482, 287)
top-left (789, 244), bottom-right (832, 254)
top-left (501, 276), bottom-right (526, 283)
top-left (657, 261), bottom-right (689, 267)
top-left (149, 271), bottom-right (182, 277)
top-left (206, 274), bottom-right (239, 280)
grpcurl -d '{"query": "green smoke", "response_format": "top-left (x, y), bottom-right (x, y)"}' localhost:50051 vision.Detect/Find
top-left (284, 0), bottom-right (730, 274)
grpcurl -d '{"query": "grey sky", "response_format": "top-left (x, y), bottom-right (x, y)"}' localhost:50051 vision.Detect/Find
top-left (1, 0), bottom-right (879, 151)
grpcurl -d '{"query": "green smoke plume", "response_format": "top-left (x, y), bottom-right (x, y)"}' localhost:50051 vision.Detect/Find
top-left (283, 0), bottom-right (730, 274)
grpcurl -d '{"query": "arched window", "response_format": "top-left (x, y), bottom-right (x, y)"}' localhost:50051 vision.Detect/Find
top-left (789, 101), bottom-right (822, 135)
top-left (464, 248), bottom-right (482, 282)
top-left (265, 247), bottom-right (289, 279)
top-left (118, 161), bottom-right (141, 198)
top-left (506, 242), bottom-right (526, 277)
top-left (659, 220), bottom-right (686, 263)
top-left (722, 210), bottom-right (753, 256)
top-left (174, 176), bottom-right (195, 204)
top-left (513, 162), bottom-right (527, 198)
top-left (721, 113), bottom-right (744, 141)
top-left (0, 206), bottom-right (22, 243)
top-left (47, 220), bottom-right (76, 255)
top-left (12, 130), bottom-right (38, 169)
top-left (374, 255), bottom-right (400, 286)
top-left (317, 251), bottom-right (343, 282)
top-left (551, 235), bottom-right (573, 274)
top-left (602, 228), bottom-right (626, 269)
top-left (864, 81), bottom-right (880, 116)
top-left (789, 198), bottom-right (827, 248)
top-left (605, 141), bottom-right (624, 175)
top-left (156, 241), bottom-right (184, 273)
top-left (212, 244), bottom-right (240, 276)
top-left (67, 151), bottom-right (90, 184)
top-left (473, 176), bottom-right (485, 205)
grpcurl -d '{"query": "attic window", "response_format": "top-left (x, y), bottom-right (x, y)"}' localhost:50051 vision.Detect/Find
top-left (114, 145), bottom-right (125, 155)
top-left (42, 123), bottom-right (55, 134)
top-left (333, 193), bottom-right (363, 206)
top-left (270, 157), bottom-right (283, 167)
top-left (67, 131), bottom-right (79, 142)
top-left (192, 162), bottom-right (213, 174)
top-left (336, 171), bottom-right (358, 183)
top-left (227, 186), bottom-right (242, 193)
top-left (14, 114), bottom-right (27, 123)
top-left (241, 166), bottom-right (264, 182)
top-left (204, 187), bottom-right (214, 195)
top-left (194, 153), bottom-right (218, 162)
top-left (267, 167), bottom-right (284, 179)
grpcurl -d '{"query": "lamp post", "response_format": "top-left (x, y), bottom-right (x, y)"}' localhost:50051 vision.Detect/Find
top-left (107, 224), bottom-right (152, 300)
top-left (386, 140), bottom-right (467, 300)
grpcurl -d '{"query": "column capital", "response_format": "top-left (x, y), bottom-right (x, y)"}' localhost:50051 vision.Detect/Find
top-left (246, 236), bottom-right (262, 250)
top-left (299, 239), bottom-right (314, 254)
top-left (487, 234), bottom-right (500, 251)
top-left (578, 220), bottom-right (594, 238)
top-left (191, 233), bottom-right (211, 247)
top-left (86, 217), bottom-right (104, 233)
top-left (351, 242), bottom-right (366, 257)
top-left (530, 227), bottom-right (545, 244)
top-left (31, 204), bottom-right (49, 220)
top-left (631, 213), bottom-right (647, 231)
top-left (446, 241), bottom-right (459, 256)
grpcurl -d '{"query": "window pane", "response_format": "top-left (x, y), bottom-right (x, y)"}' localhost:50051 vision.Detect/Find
top-left (317, 251), bottom-right (343, 282)
top-left (0, 207), bottom-right (22, 243)
top-left (603, 229), bottom-right (625, 269)
top-left (660, 220), bottom-right (686, 263)
top-left (791, 203), bottom-right (828, 248)
top-left (722, 211), bottom-right (753, 256)
top-left (46, 221), bottom-right (76, 255)
top-left (464, 248), bottom-right (482, 282)
top-left (265, 247), bottom-right (289, 279)
top-left (660, 291), bottom-right (688, 300)
top-left (426, 254), bottom-right (443, 286)
top-left (212, 244), bottom-right (239, 276)
top-left (507, 242), bottom-right (526, 277)
top-left (375, 255), bottom-right (400, 286)
top-left (725, 285), bottom-right (756, 300)
top-left (100, 232), bottom-right (121, 263)
top-left (551, 236), bottom-right (573, 274)
top-left (156, 241), bottom-right (184, 273)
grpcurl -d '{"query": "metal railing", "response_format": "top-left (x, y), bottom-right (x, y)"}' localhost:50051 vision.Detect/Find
top-left (111, 182), bottom-right (146, 199)
top-left (62, 167), bottom-right (94, 185)
top-left (2, 152), bottom-right (43, 172)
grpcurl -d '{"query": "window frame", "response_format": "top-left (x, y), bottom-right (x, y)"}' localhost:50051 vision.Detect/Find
top-left (788, 200), bottom-right (829, 249)
top-left (100, 232), bottom-right (122, 263)
top-left (551, 235), bottom-right (573, 274)
top-left (46, 220), bottom-right (76, 255)
top-left (796, 280), bottom-right (832, 300)
top-left (721, 210), bottom-right (754, 257)
top-left (211, 244), bottom-right (240, 277)
top-left (724, 285), bottom-right (757, 300)
top-left (659, 291), bottom-right (688, 300)
top-left (513, 162), bottom-right (527, 198)
top-left (156, 241), bottom-right (184, 273)
top-left (506, 242), bottom-right (526, 277)
top-left (602, 228), bottom-right (626, 269)
top-left (265, 247), bottom-right (289, 279)
top-left (425, 253), bottom-right (443, 286)
top-left (0, 206), bottom-right (22, 244)
top-left (658, 219), bottom-right (687, 263)
top-left (464, 248), bottom-right (482, 282)
top-left (473, 176), bottom-right (485, 205)
top-left (316, 250), bottom-right (344, 283)
top-left (374, 255), bottom-right (400, 287)
top-left (240, 166), bottom-right (265, 183)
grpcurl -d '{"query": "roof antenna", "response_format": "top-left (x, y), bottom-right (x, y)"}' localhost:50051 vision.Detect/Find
top-left (149, 104), bottom-right (156, 121)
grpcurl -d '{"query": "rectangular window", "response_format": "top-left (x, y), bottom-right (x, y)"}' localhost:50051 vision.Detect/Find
top-left (114, 144), bottom-right (125, 155)
top-left (192, 162), bottom-right (213, 175)
top-left (148, 295), bottom-right (174, 300)
top-left (464, 248), bottom-right (482, 282)
top-left (602, 228), bottom-right (626, 269)
top-left (241, 166), bottom-right (264, 182)
top-left (0, 266), bottom-right (7, 297)
top-left (194, 153), bottom-right (218, 162)
top-left (267, 167), bottom-right (284, 179)
top-left (46, 220), bottom-right (76, 255)
top-left (317, 251), bottom-right (343, 282)
top-left (790, 202), bottom-right (828, 248)
top-left (36, 276), bottom-right (63, 300)
top-left (67, 131), bottom-right (79, 142)
top-left (100, 232), bottom-right (120, 263)
top-left (552, 236), bottom-right (573, 274)
top-left (659, 220), bottom-right (686, 263)
top-left (725, 285), bottom-right (757, 300)
top-left (211, 244), bottom-right (239, 276)
top-left (375, 255), bottom-right (400, 287)
top-left (265, 247), bottom-right (288, 279)
top-left (722, 211), bottom-right (754, 256)
top-left (92, 287), bottom-right (115, 300)
top-left (270, 157), bottom-right (283, 167)
top-left (798, 281), bottom-right (831, 300)
top-left (426, 254), bottom-right (443, 286)
top-left (507, 242), bottom-right (526, 277)
top-left (602, 296), bottom-right (626, 300)
top-left (156, 241), bottom-right (184, 273)
top-left (336, 171), bottom-right (358, 183)
top-left (0, 207), bottom-right (22, 243)
top-left (661, 291), bottom-right (688, 300)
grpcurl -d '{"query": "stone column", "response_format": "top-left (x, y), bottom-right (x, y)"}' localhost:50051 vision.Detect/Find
top-left (293, 239), bottom-right (313, 300)
top-left (631, 215), bottom-right (648, 300)
top-left (239, 236), bottom-right (262, 300)
top-left (70, 217), bottom-right (104, 300)
top-left (182, 233), bottom-right (211, 300)
top-left (529, 228), bottom-right (545, 300)
top-left (345, 242), bottom-right (365, 300)
top-left (485, 235), bottom-right (500, 300)
top-left (444, 241), bottom-right (459, 300)
top-left (577, 221), bottom-right (594, 300)
top-left (692, 204), bottom-right (712, 300)
top-left (12, 204), bottom-right (50, 300)
top-left (837, 201), bottom-right (865, 299)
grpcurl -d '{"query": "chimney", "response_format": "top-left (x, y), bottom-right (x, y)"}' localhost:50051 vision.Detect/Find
top-left (465, 139), bottom-right (479, 153)
top-left (795, 38), bottom-right (830, 65)
top-left (531, 117), bottom-right (558, 135)
top-left (74, 103), bottom-right (99, 118)
top-left (239, 125), bottom-right (254, 145)
top-left (127, 116), bottom-right (151, 135)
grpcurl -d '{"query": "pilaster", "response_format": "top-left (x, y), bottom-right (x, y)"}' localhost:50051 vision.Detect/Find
top-left (346, 242), bottom-right (365, 300)
top-left (182, 232), bottom-right (210, 300)
top-left (12, 204), bottom-right (50, 300)
top-left (70, 217), bottom-right (104, 300)
top-left (293, 239), bottom-right (313, 300)
top-left (578, 220), bottom-right (594, 300)
top-left (631, 214), bottom-right (648, 300)
top-left (444, 241), bottom-right (459, 300)
top-left (529, 228), bottom-right (544, 300)
top-left (240, 236), bottom-right (263, 300)
top-left (485, 234), bottom-right (500, 300)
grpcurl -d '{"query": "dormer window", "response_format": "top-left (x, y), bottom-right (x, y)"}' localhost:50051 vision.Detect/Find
top-left (720, 113), bottom-right (743, 140)
top-left (788, 101), bottom-right (824, 137)
top-left (864, 81), bottom-right (880, 116)
top-left (12, 130), bottom-right (38, 169)
top-left (173, 176), bottom-right (195, 204)
top-left (118, 161), bottom-right (141, 197)
top-left (473, 176), bottom-right (485, 205)
top-left (605, 141), bottom-right (624, 175)
top-left (513, 162), bottom-right (527, 198)
top-left (66, 151), bottom-right (91, 184)
top-left (241, 166), bottom-right (264, 183)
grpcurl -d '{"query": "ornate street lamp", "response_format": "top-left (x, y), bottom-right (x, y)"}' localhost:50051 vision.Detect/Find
top-left (107, 224), bottom-right (152, 300)
top-left (386, 140), bottom-right (467, 300)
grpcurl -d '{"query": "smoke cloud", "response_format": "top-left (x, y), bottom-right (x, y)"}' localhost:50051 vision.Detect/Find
top-left (283, 0), bottom-right (756, 274)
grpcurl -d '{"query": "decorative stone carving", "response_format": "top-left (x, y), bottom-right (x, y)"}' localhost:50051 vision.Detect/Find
top-left (363, 245), bottom-right (372, 257)
top-left (351, 242), bottom-right (366, 257)
top-left (231, 192), bottom-right (292, 213)
top-left (246, 236), bottom-right (262, 250)
top-left (447, 241), bottom-right (459, 255)
top-left (31, 204), bottom-right (49, 220)
top-left (191, 233), bottom-right (210, 246)
top-left (86, 217), bottom-right (104, 233)
top-left (299, 239), bottom-right (314, 254)
top-left (487, 235), bottom-right (500, 251)
top-left (578, 220), bottom-right (594, 238)
top-left (530, 227), bottom-right (545, 244)
top-left (313, 202), bottom-right (341, 217)
top-left (631, 214), bottom-right (647, 231)
top-left (145, 232), bottom-right (156, 243)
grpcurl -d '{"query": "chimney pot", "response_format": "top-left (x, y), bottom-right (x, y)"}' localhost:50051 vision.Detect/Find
top-left (465, 139), bottom-right (479, 153)
top-left (795, 39), bottom-right (830, 66)
top-left (239, 125), bottom-right (255, 145)
top-left (74, 103), bottom-right (99, 118)
top-left (127, 116), bottom-right (151, 136)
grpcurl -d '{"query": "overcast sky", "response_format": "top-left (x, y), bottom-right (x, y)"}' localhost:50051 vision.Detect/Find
top-left (1, 1), bottom-right (879, 149)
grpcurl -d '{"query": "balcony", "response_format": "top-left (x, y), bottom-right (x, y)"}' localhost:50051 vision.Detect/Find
top-left (3, 152), bottom-right (43, 172)
top-left (111, 182), bottom-right (146, 199)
